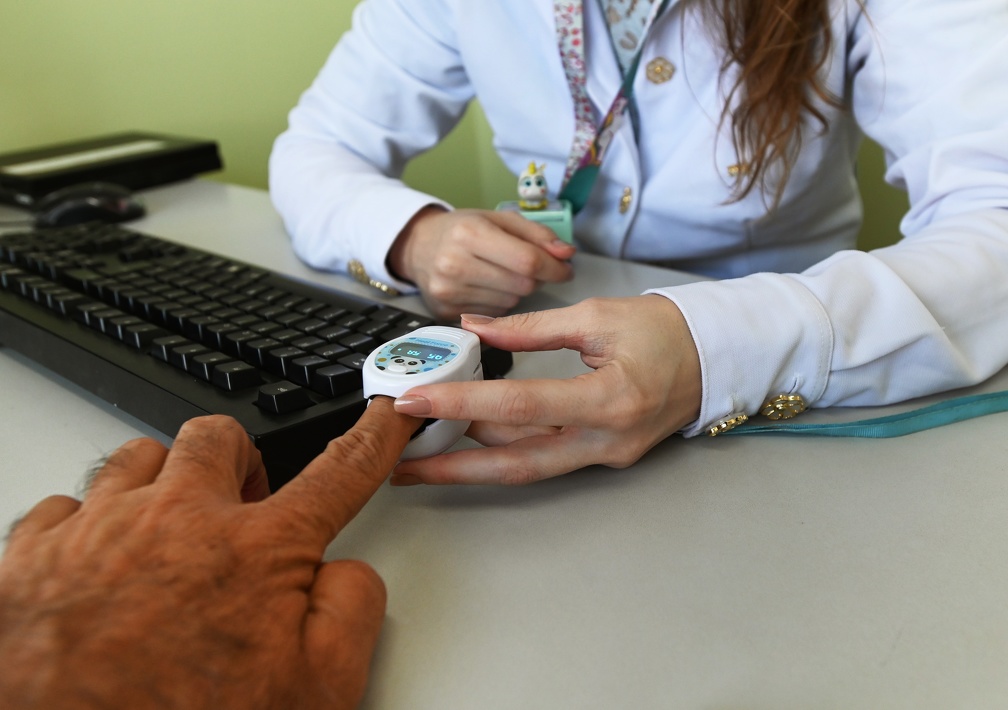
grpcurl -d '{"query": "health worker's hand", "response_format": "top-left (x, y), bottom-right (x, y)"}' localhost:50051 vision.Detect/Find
top-left (387, 206), bottom-right (575, 320)
top-left (0, 398), bottom-right (420, 710)
top-left (390, 295), bottom-right (703, 484)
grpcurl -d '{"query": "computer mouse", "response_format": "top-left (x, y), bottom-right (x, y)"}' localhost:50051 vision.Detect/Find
top-left (34, 182), bottom-right (146, 228)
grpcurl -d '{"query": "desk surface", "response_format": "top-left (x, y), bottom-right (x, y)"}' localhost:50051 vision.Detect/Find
top-left (2, 181), bottom-right (1007, 709)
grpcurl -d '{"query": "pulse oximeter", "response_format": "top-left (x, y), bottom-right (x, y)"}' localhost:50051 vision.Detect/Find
top-left (362, 325), bottom-right (483, 459)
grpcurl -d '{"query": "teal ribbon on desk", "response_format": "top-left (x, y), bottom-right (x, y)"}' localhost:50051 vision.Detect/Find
top-left (725, 389), bottom-right (1008, 438)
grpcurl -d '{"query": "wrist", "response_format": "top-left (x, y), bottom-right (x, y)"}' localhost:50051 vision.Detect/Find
top-left (386, 205), bottom-right (446, 284)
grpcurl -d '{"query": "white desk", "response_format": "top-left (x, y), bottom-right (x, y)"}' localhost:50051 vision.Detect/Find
top-left (2, 181), bottom-right (1007, 709)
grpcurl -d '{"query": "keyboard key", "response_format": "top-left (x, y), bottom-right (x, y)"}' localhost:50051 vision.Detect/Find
top-left (108, 315), bottom-right (146, 341)
top-left (399, 315), bottom-right (434, 330)
top-left (275, 294), bottom-right (304, 311)
top-left (315, 305), bottom-right (348, 322)
top-left (247, 320), bottom-right (281, 335)
top-left (287, 355), bottom-right (330, 387)
top-left (269, 328), bottom-right (303, 344)
top-left (49, 291), bottom-right (89, 316)
top-left (338, 332), bottom-right (377, 354)
top-left (212, 361), bottom-right (264, 391)
top-left (16, 275), bottom-right (49, 299)
top-left (150, 301), bottom-right (184, 325)
top-left (295, 299), bottom-right (327, 315)
top-left (256, 381), bottom-right (314, 413)
top-left (369, 307), bottom-right (405, 324)
top-left (169, 343), bottom-right (211, 371)
top-left (317, 325), bottom-right (351, 343)
top-left (358, 319), bottom-right (392, 338)
top-left (272, 311), bottom-right (304, 328)
top-left (167, 307), bottom-right (202, 333)
top-left (151, 335), bottom-right (192, 362)
top-left (264, 346), bottom-right (307, 377)
top-left (190, 351), bottom-right (233, 380)
top-left (292, 317), bottom-right (327, 334)
top-left (91, 307), bottom-right (127, 334)
top-left (338, 352), bottom-right (368, 370)
top-left (313, 343), bottom-right (350, 361)
top-left (256, 304), bottom-right (287, 320)
top-left (122, 322), bottom-right (169, 349)
top-left (244, 338), bottom-right (282, 367)
top-left (220, 329), bottom-right (259, 358)
top-left (334, 314), bottom-right (367, 330)
top-left (184, 314), bottom-right (224, 342)
top-left (62, 268), bottom-right (102, 292)
top-left (311, 363), bottom-right (362, 397)
top-left (203, 322), bottom-right (239, 350)
top-left (291, 335), bottom-right (326, 351)
top-left (0, 264), bottom-right (26, 290)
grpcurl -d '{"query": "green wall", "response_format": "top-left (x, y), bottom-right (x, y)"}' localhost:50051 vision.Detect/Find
top-left (0, 0), bottom-right (906, 250)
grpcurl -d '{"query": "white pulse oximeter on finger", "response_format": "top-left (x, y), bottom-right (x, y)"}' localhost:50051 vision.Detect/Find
top-left (363, 325), bottom-right (483, 460)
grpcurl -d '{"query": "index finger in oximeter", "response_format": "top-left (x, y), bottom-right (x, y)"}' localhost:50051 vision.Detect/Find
top-left (363, 325), bottom-right (483, 460)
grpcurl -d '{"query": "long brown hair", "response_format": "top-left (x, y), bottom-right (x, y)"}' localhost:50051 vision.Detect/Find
top-left (705, 0), bottom-right (843, 207)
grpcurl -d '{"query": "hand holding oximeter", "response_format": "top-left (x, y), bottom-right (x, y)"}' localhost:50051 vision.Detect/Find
top-left (363, 325), bottom-right (483, 460)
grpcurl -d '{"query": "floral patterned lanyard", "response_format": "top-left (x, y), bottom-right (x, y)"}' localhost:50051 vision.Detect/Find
top-left (554, 0), bottom-right (670, 212)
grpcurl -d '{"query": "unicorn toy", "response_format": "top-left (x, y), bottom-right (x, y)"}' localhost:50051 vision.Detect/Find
top-left (495, 161), bottom-right (572, 243)
top-left (517, 162), bottom-right (549, 210)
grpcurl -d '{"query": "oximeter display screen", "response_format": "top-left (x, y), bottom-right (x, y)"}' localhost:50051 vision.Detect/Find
top-left (390, 341), bottom-right (453, 362)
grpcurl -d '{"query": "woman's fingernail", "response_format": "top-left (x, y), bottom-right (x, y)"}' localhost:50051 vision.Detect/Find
top-left (394, 394), bottom-right (432, 416)
top-left (460, 313), bottom-right (495, 326)
top-left (390, 474), bottom-right (423, 487)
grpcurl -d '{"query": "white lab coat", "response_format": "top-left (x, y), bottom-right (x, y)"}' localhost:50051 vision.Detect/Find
top-left (269, 0), bottom-right (1008, 436)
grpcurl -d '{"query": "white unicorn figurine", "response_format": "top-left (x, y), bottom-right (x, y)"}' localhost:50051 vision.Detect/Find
top-left (517, 162), bottom-right (549, 210)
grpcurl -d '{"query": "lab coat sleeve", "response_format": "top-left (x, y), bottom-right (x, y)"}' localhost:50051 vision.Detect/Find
top-left (648, 0), bottom-right (1008, 436)
top-left (268, 0), bottom-right (470, 291)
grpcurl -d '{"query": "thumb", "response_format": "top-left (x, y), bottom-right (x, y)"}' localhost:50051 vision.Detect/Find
top-left (303, 559), bottom-right (387, 706)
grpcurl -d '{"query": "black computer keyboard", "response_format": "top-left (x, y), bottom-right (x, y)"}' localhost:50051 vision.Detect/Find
top-left (0, 223), bottom-right (511, 490)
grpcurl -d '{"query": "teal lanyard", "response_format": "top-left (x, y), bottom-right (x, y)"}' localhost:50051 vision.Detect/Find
top-left (555, 0), bottom-right (672, 214)
top-left (725, 389), bottom-right (1008, 438)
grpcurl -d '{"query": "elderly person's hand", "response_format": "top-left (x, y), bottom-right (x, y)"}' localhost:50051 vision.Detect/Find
top-left (0, 398), bottom-right (419, 709)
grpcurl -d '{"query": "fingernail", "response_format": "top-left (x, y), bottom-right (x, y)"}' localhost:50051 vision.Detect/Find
top-left (460, 313), bottom-right (495, 326)
top-left (390, 474), bottom-right (423, 487)
top-left (394, 394), bottom-right (432, 416)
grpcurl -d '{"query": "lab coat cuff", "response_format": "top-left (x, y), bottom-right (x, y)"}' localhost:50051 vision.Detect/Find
top-left (645, 274), bottom-right (833, 437)
top-left (285, 181), bottom-right (449, 296)
top-left (348, 190), bottom-right (451, 295)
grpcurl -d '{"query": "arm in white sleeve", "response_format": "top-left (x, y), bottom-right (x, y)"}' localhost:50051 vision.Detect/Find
top-left (268, 0), bottom-right (470, 291)
top-left (650, 0), bottom-right (1008, 436)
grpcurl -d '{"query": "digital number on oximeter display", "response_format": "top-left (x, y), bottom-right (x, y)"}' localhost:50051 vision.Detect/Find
top-left (374, 337), bottom-right (459, 375)
top-left (390, 341), bottom-right (452, 362)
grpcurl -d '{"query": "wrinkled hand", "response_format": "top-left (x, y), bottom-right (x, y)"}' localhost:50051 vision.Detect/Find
top-left (387, 206), bottom-right (575, 320)
top-left (0, 398), bottom-right (419, 710)
top-left (390, 295), bottom-right (702, 484)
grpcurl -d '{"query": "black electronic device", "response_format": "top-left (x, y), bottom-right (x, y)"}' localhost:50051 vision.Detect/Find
top-left (0, 132), bottom-right (223, 208)
top-left (33, 182), bottom-right (146, 227)
top-left (0, 223), bottom-right (512, 490)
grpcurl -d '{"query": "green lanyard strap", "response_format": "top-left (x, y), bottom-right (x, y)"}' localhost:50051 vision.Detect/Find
top-left (555, 0), bottom-right (672, 214)
top-left (725, 389), bottom-right (1008, 438)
